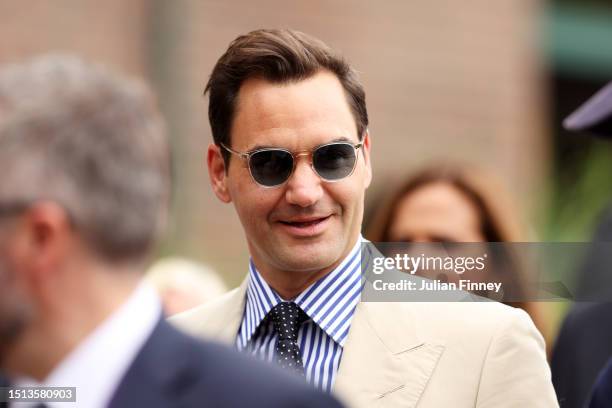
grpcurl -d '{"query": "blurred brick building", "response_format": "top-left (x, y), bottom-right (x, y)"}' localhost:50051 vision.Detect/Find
top-left (0, 0), bottom-right (549, 284)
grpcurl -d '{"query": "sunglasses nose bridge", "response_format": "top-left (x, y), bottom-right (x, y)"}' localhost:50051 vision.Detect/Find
top-left (290, 150), bottom-right (315, 176)
top-left (293, 151), bottom-right (312, 160)
top-left (290, 150), bottom-right (316, 178)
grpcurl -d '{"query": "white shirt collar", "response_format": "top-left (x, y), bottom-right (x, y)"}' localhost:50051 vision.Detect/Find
top-left (13, 281), bottom-right (161, 408)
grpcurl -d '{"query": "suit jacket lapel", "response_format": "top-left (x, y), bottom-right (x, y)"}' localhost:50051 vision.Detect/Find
top-left (189, 277), bottom-right (248, 345)
top-left (334, 302), bottom-right (445, 408)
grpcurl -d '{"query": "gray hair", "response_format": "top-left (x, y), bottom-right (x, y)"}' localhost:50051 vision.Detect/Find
top-left (0, 55), bottom-right (170, 263)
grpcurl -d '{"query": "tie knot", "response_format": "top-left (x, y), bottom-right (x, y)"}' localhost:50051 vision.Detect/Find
top-left (269, 302), bottom-right (307, 340)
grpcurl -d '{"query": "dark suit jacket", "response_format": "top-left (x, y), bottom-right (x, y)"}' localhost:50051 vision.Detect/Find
top-left (551, 206), bottom-right (612, 408)
top-left (589, 358), bottom-right (612, 408)
top-left (109, 318), bottom-right (343, 408)
top-left (551, 303), bottom-right (612, 408)
top-left (0, 374), bottom-right (8, 408)
top-left (573, 208), bottom-right (612, 301)
top-left (2, 319), bottom-right (343, 408)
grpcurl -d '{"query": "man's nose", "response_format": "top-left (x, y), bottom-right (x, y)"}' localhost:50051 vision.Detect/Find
top-left (284, 158), bottom-right (323, 207)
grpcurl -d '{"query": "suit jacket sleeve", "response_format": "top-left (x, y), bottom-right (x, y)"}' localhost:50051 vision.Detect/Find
top-left (475, 308), bottom-right (558, 407)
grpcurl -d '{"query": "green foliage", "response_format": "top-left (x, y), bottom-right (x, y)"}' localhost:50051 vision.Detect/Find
top-left (542, 141), bottom-right (612, 241)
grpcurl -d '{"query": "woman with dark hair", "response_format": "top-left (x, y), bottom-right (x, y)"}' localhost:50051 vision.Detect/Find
top-left (366, 163), bottom-right (547, 340)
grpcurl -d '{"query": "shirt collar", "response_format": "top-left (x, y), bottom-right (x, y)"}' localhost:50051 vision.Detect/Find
top-left (13, 282), bottom-right (162, 408)
top-left (243, 236), bottom-right (364, 347)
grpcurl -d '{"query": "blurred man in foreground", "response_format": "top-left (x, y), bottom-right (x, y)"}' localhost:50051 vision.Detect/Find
top-left (172, 28), bottom-right (558, 407)
top-left (0, 55), bottom-right (342, 408)
top-left (559, 81), bottom-right (612, 408)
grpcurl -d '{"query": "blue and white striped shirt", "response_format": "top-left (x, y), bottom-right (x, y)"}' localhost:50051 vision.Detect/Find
top-left (236, 237), bottom-right (364, 392)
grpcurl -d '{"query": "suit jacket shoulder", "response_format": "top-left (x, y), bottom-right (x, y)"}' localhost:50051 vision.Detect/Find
top-left (170, 282), bottom-right (246, 343)
top-left (110, 318), bottom-right (343, 408)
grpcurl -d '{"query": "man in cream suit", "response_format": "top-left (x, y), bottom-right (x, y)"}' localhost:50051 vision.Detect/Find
top-left (172, 28), bottom-right (558, 407)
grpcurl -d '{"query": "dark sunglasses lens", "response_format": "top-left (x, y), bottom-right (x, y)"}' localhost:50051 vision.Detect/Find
top-left (313, 144), bottom-right (357, 181)
top-left (249, 149), bottom-right (293, 186)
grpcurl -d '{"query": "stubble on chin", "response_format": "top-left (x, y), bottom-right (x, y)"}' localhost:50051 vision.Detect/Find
top-left (0, 313), bottom-right (29, 366)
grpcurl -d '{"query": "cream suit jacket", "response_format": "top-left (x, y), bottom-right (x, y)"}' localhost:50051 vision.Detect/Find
top-left (171, 279), bottom-right (559, 408)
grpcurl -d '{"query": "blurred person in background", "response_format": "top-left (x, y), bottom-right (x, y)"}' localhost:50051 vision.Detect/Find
top-left (0, 55), bottom-right (342, 408)
top-left (146, 256), bottom-right (228, 315)
top-left (172, 28), bottom-right (558, 407)
top-left (553, 81), bottom-right (612, 408)
top-left (365, 163), bottom-right (548, 341)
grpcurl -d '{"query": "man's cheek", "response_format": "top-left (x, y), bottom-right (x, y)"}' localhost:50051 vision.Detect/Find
top-left (241, 206), bottom-right (266, 232)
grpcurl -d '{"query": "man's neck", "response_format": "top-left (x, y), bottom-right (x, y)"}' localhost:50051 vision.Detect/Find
top-left (262, 266), bottom-right (336, 301)
top-left (3, 268), bottom-right (140, 381)
top-left (251, 236), bottom-right (361, 300)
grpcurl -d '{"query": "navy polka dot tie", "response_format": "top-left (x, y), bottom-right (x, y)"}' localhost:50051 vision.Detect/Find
top-left (269, 302), bottom-right (308, 375)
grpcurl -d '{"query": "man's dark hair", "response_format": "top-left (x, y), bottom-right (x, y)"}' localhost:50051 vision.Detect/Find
top-left (205, 28), bottom-right (369, 163)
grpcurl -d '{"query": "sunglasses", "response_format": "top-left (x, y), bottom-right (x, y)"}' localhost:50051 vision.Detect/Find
top-left (220, 141), bottom-right (363, 187)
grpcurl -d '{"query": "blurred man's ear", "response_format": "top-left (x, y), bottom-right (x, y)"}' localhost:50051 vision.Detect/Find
top-left (207, 144), bottom-right (231, 203)
top-left (17, 202), bottom-right (73, 280)
top-left (362, 131), bottom-right (372, 189)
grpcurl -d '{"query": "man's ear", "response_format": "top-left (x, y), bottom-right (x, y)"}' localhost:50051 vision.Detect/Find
top-left (362, 131), bottom-right (372, 189)
top-left (16, 202), bottom-right (73, 282)
top-left (207, 143), bottom-right (232, 203)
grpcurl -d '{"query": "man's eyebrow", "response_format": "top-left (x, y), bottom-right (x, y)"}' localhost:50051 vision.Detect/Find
top-left (247, 136), bottom-right (357, 152)
top-left (246, 143), bottom-right (281, 152)
top-left (327, 136), bottom-right (354, 144)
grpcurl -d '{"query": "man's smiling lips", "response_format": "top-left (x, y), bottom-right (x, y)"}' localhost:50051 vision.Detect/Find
top-left (276, 215), bottom-right (333, 237)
